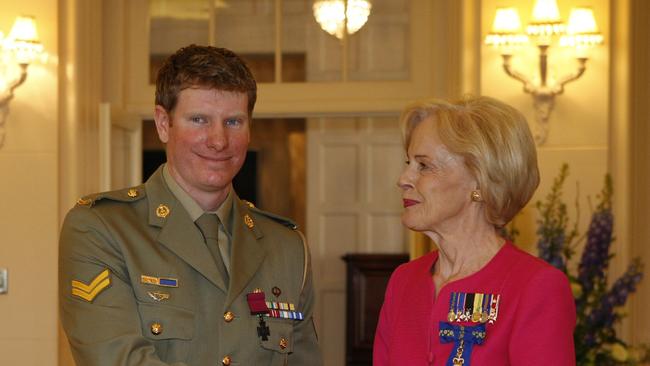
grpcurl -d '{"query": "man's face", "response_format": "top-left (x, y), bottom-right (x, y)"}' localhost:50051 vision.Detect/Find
top-left (154, 88), bottom-right (250, 199)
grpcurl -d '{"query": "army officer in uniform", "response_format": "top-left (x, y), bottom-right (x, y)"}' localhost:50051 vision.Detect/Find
top-left (59, 45), bottom-right (323, 366)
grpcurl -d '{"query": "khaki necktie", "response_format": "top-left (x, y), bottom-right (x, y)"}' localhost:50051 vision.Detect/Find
top-left (195, 213), bottom-right (230, 285)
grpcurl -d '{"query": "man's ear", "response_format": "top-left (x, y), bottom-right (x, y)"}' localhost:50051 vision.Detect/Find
top-left (153, 105), bottom-right (171, 143)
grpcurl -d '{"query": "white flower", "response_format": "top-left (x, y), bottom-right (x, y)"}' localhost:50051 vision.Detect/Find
top-left (610, 343), bottom-right (629, 362)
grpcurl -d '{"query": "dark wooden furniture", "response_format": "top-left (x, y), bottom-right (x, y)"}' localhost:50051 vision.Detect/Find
top-left (342, 253), bottom-right (410, 366)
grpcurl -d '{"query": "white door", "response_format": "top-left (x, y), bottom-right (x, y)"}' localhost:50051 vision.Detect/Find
top-left (306, 116), bottom-right (407, 366)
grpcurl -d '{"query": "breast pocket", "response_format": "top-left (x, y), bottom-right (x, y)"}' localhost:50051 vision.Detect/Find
top-left (137, 302), bottom-right (195, 363)
top-left (259, 318), bottom-right (294, 365)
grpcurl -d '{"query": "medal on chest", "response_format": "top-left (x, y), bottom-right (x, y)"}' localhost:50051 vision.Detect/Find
top-left (447, 291), bottom-right (500, 324)
top-left (439, 291), bottom-right (500, 365)
top-left (246, 291), bottom-right (271, 341)
top-left (246, 289), bottom-right (307, 342)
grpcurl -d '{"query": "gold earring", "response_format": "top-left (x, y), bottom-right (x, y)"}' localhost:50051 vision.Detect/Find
top-left (471, 190), bottom-right (482, 202)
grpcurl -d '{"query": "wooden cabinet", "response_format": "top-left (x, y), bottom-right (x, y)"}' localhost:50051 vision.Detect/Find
top-left (342, 253), bottom-right (409, 366)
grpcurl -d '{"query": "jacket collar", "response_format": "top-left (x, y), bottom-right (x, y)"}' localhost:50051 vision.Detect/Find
top-left (225, 196), bottom-right (266, 307)
top-left (145, 167), bottom-right (268, 302)
top-left (145, 167), bottom-right (227, 291)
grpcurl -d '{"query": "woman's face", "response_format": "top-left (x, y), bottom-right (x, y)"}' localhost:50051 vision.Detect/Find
top-left (398, 117), bottom-right (478, 233)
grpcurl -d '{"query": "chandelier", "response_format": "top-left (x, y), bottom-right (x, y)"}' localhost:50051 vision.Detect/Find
top-left (312, 0), bottom-right (372, 39)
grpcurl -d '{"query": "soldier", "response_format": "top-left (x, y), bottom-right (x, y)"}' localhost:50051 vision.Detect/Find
top-left (59, 45), bottom-right (323, 366)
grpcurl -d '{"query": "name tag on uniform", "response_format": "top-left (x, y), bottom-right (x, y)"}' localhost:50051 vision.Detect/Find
top-left (141, 275), bottom-right (178, 287)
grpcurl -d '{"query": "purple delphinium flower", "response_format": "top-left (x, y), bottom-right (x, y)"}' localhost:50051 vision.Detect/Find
top-left (587, 260), bottom-right (643, 329)
top-left (606, 260), bottom-right (643, 310)
top-left (537, 229), bottom-right (565, 270)
top-left (578, 209), bottom-right (613, 295)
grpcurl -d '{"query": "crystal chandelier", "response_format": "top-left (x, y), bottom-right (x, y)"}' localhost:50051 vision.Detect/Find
top-left (312, 0), bottom-right (372, 39)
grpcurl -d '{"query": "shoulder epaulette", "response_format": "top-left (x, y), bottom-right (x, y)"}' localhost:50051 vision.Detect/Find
top-left (76, 185), bottom-right (146, 208)
top-left (247, 204), bottom-right (298, 230)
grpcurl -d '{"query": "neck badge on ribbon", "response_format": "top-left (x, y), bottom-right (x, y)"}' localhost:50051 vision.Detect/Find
top-left (439, 322), bottom-right (487, 366)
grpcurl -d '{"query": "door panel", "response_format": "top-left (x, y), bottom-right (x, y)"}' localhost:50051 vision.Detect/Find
top-left (306, 116), bottom-right (406, 366)
top-left (98, 103), bottom-right (143, 191)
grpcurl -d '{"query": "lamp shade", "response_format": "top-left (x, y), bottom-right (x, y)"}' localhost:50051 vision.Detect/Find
top-left (560, 7), bottom-right (603, 48)
top-left (485, 7), bottom-right (528, 48)
top-left (566, 7), bottom-right (599, 34)
top-left (8, 15), bottom-right (40, 43)
top-left (491, 7), bottom-right (523, 33)
top-left (6, 15), bottom-right (43, 64)
top-left (527, 0), bottom-right (565, 38)
top-left (530, 0), bottom-right (561, 23)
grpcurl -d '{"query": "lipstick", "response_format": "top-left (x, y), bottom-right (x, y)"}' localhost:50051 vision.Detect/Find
top-left (403, 199), bottom-right (419, 208)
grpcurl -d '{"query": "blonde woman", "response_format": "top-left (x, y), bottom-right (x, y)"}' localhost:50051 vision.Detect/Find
top-left (374, 96), bottom-right (575, 366)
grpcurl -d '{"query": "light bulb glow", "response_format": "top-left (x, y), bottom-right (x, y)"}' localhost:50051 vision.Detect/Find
top-left (313, 0), bottom-right (372, 39)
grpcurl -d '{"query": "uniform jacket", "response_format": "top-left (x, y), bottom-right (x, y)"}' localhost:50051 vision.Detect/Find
top-left (59, 168), bottom-right (322, 366)
top-left (373, 242), bottom-right (576, 366)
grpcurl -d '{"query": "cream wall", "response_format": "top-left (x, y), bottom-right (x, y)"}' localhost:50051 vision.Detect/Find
top-left (480, 0), bottom-right (649, 349)
top-left (0, 1), bottom-right (59, 365)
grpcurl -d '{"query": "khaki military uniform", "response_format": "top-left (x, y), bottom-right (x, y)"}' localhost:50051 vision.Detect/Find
top-left (59, 167), bottom-right (322, 366)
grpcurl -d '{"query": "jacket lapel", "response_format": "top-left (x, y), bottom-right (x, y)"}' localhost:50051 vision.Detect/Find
top-left (225, 196), bottom-right (266, 307)
top-left (145, 168), bottom-right (227, 291)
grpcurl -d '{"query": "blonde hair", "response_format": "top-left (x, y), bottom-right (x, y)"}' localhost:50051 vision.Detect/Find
top-left (400, 96), bottom-right (539, 226)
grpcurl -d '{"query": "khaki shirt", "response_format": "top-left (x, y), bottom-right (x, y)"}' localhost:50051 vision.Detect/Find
top-left (59, 166), bottom-right (322, 366)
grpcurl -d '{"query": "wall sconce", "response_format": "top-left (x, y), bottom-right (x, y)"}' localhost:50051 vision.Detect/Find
top-left (0, 15), bottom-right (43, 148)
top-left (313, 0), bottom-right (372, 39)
top-left (485, 0), bottom-right (603, 144)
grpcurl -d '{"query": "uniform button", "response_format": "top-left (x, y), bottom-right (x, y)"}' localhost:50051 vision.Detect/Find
top-left (223, 311), bottom-right (235, 322)
top-left (279, 338), bottom-right (288, 350)
top-left (222, 355), bottom-right (232, 365)
top-left (150, 322), bottom-right (163, 335)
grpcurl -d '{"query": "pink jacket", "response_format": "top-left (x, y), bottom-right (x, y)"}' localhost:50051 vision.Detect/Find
top-left (373, 243), bottom-right (576, 366)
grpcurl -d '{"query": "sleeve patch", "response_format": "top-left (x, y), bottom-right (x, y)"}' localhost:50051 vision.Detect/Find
top-left (71, 269), bottom-right (111, 302)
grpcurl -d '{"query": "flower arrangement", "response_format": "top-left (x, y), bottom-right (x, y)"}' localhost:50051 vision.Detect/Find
top-left (533, 164), bottom-right (646, 365)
